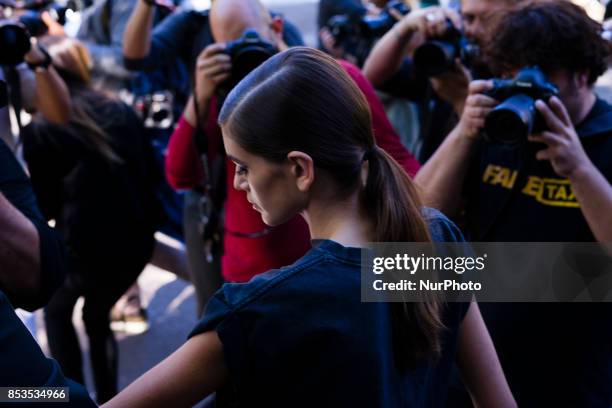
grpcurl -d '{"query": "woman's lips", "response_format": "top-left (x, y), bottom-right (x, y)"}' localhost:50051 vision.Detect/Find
top-left (248, 199), bottom-right (261, 212)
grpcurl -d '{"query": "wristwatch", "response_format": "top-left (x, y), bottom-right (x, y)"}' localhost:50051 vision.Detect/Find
top-left (26, 45), bottom-right (52, 71)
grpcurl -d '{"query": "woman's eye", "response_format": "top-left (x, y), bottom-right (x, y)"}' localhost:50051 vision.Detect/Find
top-left (236, 165), bottom-right (248, 176)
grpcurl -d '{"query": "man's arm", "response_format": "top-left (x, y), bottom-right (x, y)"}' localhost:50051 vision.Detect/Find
top-left (0, 139), bottom-right (66, 311)
top-left (569, 165), bottom-right (612, 242)
top-left (124, 6), bottom-right (201, 72)
top-left (530, 97), bottom-right (612, 242)
top-left (0, 192), bottom-right (40, 305)
top-left (123, 0), bottom-right (156, 60)
top-left (362, 11), bottom-right (418, 88)
top-left (363, 7), bottom-right (461, 87)
top-left (30, 66), bottom-right (71, 125)
top-left (20, 45), bottom-right (71, 125)
top-left (415, 80), bottom-right (496, 217)
top-left (166, 42), bottom-right (230, 189)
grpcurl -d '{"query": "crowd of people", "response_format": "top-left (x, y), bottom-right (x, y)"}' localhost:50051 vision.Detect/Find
top-left (0, 0), bottom-right (611, 406)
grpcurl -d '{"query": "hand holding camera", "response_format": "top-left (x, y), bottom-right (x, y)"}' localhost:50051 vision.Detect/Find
top-left (430, 59), bottom-right (471, 114)
top-left (394, 6), bottom-right (461, 40)
top-left (195, 42), bottom-right (232, 104)
top-left (529, 96), bottom-right (591, 179)
top-left (455, 79), bottom-right (496, 141)
top-left (484, 67), bottom-right (558, 144)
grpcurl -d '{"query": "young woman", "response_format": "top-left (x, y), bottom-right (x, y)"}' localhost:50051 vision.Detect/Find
top-left (104, 47), bottom-right (515, 407)
top-left (21, 37), bottom-right (162, 403)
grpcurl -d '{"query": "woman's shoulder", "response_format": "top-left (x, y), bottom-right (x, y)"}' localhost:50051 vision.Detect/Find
top-left (190, 248), bottom-right (329, 337)
top-left (422, 207), bottom-right (466, 243)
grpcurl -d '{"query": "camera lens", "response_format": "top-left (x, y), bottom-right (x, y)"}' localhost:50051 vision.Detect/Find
top-left (0, 22), bottom-right (31, 66)
top-left (413, 40), bottom-right (456, 76)
top-left (485, 94), bottom-right (536, 145)
top-left (233, 50), bottom-right (270, 79)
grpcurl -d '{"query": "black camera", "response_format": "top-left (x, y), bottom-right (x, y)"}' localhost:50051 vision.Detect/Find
top-left (133, 91), bottom-right (175, 130)
top-left (327, 0), bottom-right (410, 65)
top-left (0, 0), bottom-right (74, 65)
top-left (484, 67), bottom-right (559, 145)
top-left (413, 19), bottom-right (479, 76)
top-left (328, 0), bottom-right (410, 42)
top-left (0, 21), bottom-right (31, 65)
top-left (217, 29), bottom-right (278, 99)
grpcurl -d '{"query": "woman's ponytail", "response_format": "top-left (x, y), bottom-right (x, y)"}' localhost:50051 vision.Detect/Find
top-left (362, 146), bottom-right (444, 368)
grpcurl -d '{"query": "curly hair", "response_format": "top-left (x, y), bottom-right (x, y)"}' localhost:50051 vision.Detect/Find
top-left (484, 0), bottom-right (612, 84)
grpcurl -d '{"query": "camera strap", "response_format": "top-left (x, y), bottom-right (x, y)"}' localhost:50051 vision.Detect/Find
top-left (2, 65), bottom-right (24, 145)
top-left (191, 84), bottom-right (226, 261)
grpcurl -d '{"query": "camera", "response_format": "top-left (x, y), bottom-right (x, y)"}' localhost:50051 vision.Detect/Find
top-left (484, 67), bottom-right (558, 145)
top-left (0, 21), bottom-right (31, 65)
top-left (326, 0), bottom-right (410, 65)
top-left (0, 0), bottom-right (74, 65)
top-left (413, 19), bottom-right (479, 77)
top-left (132, 91), bottom-right (175, 130)
top-left (217, 29), bottom-right (278, 99)
top-left (328, 0), bottom-right (410, 43)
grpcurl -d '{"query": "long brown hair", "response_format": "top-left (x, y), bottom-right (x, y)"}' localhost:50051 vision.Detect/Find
top-left (39, 36), bottom-right (121, 163)
top-left (219, 47), bottom-right (444, 367)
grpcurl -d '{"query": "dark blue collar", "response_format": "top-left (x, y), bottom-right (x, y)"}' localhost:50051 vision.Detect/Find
top-left (311, 239), bottom-right (365, 262)
top-left (576, 97), bottom-right (612, 138)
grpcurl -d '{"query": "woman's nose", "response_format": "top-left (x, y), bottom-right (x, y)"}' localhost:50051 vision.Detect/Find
top-left (233, 173), bottom-right (248, 192)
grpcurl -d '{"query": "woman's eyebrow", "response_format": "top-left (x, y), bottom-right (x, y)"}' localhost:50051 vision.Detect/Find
top-left (227, 154), bottom-right (247, 166)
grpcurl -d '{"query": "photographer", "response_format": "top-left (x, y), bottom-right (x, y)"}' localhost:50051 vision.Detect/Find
top-left (122, 0), bottom-right (305, 315)
top-left (165, 0), bottom-right (421, 309)
top-left (122, 0), bottom-right (303, 80)
top-left (77, 0), bottom-right (191, 330)
top-left (0, 141), bottom-right (95, 405)
top-left (362, 0), bottom-right (521, 161)
top-left (0, 101), bottom-right (95, 403)
top-left (0, 45), bottom-right (71, 151)
top-left (416, 2), bottom-right (612, 405)
top-left (318, 0), bottom-right (413, 65)
top-left (0, 18), bottom-right (73, 309)
top-left (21, 37), bottom-right (163, 403)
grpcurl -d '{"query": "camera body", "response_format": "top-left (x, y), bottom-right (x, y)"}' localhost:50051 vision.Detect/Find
top-left (217, 29), bottom-right (278, 99)
top-left (484, 67), bottom-right (559, 145)
top-left (132, 91), bottom-right (175, 130)
top-left (359, 0), bottom-right (410, 39)
top-left (413, 20), bottom-right (479, 77)
top-left (0, 0), bottom-right (73, 65)
top-left (327, 0), bottom-right (410, 65)
top-left (0, 21), bottom-right (31, 65)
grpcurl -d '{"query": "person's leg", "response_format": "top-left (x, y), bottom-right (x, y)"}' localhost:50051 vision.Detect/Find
top-left (81, 257), bottom-right (146, 403)
top-left (43, 274), bottom-right (84, 384)
top-left (183, 190), bottom-right (223, 316)
top-left (150, 232), bottom-right (191, 281)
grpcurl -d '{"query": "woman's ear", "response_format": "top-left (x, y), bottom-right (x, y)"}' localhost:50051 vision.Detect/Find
top-left (287, 151), bottom-right (314, 193)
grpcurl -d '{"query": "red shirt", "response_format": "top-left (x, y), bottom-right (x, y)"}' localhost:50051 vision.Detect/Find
top-left (166, 61), bottom-right (420, 282)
